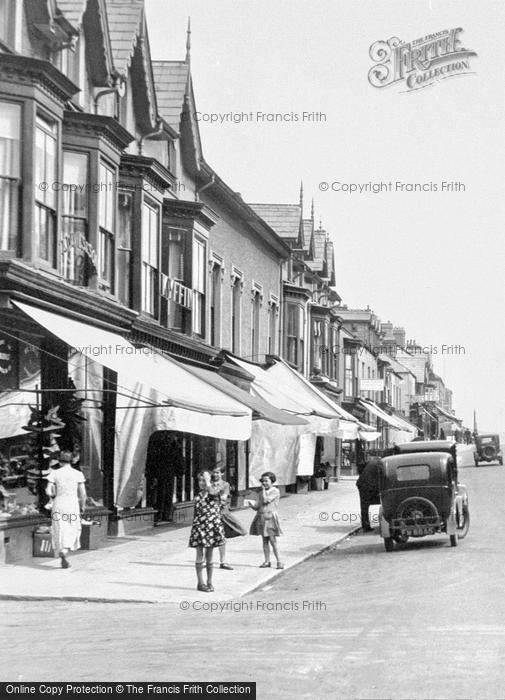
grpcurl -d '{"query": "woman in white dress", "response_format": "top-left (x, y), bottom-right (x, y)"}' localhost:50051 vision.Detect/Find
top-left (45, 451), bottom-right (87, 568)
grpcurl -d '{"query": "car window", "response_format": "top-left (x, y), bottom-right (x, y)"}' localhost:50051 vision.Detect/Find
top-left (396, 464), bottom-right (430, 481)
top-left (481, 437), bottom-right (493, 444)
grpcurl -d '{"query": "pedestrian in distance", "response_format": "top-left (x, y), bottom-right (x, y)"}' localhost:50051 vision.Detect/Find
top-left (45, 450), bottom-right (87, 569)
top-left (246, 471), bottom-right (283, 569)
top-left (356, 456), bottom-right (382, 532)
top-left (211, 462), bottom-right (247, 570)
top-left (189, 470), bottom-right (225, 592)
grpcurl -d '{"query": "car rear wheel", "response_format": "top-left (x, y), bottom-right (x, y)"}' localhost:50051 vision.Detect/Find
top-left (482, 445), bottom-right (497, 461)
top-left (384, 537), bottom-right (394, 552)
top-left (456, 503), bottom-right (470, 539)
top-left (450, 534), bottom-right (458, 547)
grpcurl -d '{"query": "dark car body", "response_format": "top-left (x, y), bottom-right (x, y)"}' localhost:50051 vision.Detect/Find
top-left (378, 440), bottom-right (469, 551)
top-left (474, 434), bottom-right (503, 466)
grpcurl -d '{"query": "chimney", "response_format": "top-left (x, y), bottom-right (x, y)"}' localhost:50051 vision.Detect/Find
top-left (393, 327), bottom-right (406, 349)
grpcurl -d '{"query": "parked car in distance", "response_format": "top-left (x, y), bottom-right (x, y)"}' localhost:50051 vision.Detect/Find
top-left (379, 440), bottom-right (469, 552)
top-left (474, 434), bottom-right (503, 466)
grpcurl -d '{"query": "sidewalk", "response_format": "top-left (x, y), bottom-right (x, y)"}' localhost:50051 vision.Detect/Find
top-left (0, 479), bottom-right (362, 604)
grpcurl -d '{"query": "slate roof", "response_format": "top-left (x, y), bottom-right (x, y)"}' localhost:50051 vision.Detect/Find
top-left (105, 0), bottom-right (144, 73)
top-left (308, 230), bottom-right (326, 271)
top-left (247, 203), bottom-right (302, 243)
top-left (56, 0), bottom-right (87, 28)
top-left (152, 61), bottom-right (189, 131)
top-left (301, 218), bottom-right (312, 251)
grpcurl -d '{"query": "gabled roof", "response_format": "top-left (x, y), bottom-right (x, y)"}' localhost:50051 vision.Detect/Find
top-left (308, 229), bottom-right (326, 272)
top-left (152, 60), bottom-right (189, 131)
top-left (301, 218), bottom-right (313, 252)
top-left (247, 203), bottom-right (302, 246)
top-left (56, 0), bottom-right (87, 29)
top-left (105, 0), bottom-right (144, 74)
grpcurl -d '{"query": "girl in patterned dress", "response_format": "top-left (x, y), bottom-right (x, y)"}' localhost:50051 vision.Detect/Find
top-left (189, 470), bottom-right (225, 592)
top-left (247, 471), bottom-right (283, 569)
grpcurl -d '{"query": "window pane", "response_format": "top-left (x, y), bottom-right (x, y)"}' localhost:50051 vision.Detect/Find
top-left (99, 163), bottom-right (114, 232)
top-left (63, 152), bottom-right (88, 217)
top-left (0, 178), bottom-right (18, 251)
top-left (0, 102), bottom-right (21, 178)
top-left (61, 218), bottom-right (87, 285)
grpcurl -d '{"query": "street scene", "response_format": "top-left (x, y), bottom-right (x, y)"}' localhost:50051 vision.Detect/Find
top-left (0, 0), bottom-right (504, 698)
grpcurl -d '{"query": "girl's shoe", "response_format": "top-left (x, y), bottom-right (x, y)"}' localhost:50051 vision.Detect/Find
top-left (276, 562), bottom-right (284, 569)
top-left (197, 583), bottom-right (210, 592)
top-left (259, 562), bottom-right (271, 568)
top-left (60, 555), bottom-right (70, 569)
top-left (206, 584), bottom-right (215, 592)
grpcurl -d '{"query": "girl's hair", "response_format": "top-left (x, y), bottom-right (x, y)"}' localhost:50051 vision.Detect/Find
top-left (260, 471), bottom-right (276, 483)
top-left (212, 464), bottom-right (224, 473)
top-left (59, 450), bottom-right (73, 464)
top-left (196, 470), bottom-right (211, 486)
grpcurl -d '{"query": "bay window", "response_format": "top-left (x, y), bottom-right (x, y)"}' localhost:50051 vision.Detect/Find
top-left (141, 200), bottom-right (160, 316)
top-left (192, 237), bottom-right (206, 336)
top-left (61, 151), bottom-right (88, 284)
top-left (34, 114), bottom-right (57, 264)
top-left (0, 101), bottom-right (21, 252)
top-left (98, 161), bottom-right (115, 289)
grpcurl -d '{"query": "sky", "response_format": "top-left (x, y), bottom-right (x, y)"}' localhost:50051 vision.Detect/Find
top-left (145, 0), bottom-right (505, 431)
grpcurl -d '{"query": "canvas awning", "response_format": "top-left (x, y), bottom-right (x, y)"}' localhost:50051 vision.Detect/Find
top-left (13, 301), bottom-right (252, 441)
top-left (359, 399), bottom-right (415, 432)
top-left (179, 363), bottom-right (308, 426)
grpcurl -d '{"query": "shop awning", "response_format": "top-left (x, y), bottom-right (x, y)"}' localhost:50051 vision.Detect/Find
top-left (432, 403), bottom-right (462, 423)
top-left (179, 364), bottom-right (308, 426)
top-left (226, 355), bottom-right (341, 435)
top-left (359, 399), bottom-right (415, 432)
top-left (13, 301), bottom-right (252, 441)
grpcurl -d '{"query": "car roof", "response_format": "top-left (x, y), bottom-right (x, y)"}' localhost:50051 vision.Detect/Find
top-left (383, 452), bottom-right (453, 466)
top-left (393, 440), bottom-right (456, 454)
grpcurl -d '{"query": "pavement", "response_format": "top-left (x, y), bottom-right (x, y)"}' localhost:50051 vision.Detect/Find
top-left (0, 478), bottom-right (362, 604)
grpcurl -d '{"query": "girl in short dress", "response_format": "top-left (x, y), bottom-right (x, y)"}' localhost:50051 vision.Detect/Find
top-left (248, 471), bottom-right (283, 569)
top-left (189, 471), bottom-right (225, 592)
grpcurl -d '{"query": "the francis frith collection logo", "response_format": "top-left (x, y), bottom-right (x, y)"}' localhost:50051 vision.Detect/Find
top-left (368, 28), bottom-right (477, 91)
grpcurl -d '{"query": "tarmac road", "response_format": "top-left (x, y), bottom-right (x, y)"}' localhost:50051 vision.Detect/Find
top-left (1, 461), bottom-right (504, 700)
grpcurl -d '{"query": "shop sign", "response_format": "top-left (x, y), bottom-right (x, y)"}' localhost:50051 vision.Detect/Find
top-left (360, 379), bottom-right (384, 392)
top-left (160, 274), bottom-right (193, 309)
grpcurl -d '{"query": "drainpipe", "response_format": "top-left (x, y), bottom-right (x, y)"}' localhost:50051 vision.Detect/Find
top-left (94, 75), bottom-right (126, 114)
top-left (139, 119), bottom-right (164, 155)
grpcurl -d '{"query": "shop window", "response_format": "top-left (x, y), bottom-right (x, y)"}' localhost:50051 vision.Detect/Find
top-left (117, 191), bottom-right (133, 307)
top-left (0, 333), bottom-right (42, 518)
top-left (192, 237), bottom-right (206, 336)
top-left (61, 151), bottom-right (89, 284)
top-left (141, 200), bottom-right (160, 317)
top-left (35, 114), bottom-right (57, 265)
top-left (98, 161), bottom-right (115, 290)
top-left (0, 100), bottom-right (21, 252)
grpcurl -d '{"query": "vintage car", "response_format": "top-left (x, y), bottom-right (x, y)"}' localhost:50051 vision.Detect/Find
top-left (474, 434), bottom-right (503, 466)
top-left (379, 440), bottom-right (469, 552)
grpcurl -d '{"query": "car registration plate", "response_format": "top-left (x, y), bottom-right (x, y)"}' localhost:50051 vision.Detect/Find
top-left (406, 527), bottom-right (433, 536)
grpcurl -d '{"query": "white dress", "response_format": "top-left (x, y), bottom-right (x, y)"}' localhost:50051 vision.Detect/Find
top-left (46, 465), bottom-right (86, 555)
